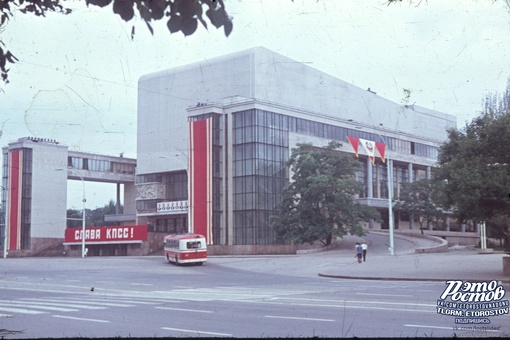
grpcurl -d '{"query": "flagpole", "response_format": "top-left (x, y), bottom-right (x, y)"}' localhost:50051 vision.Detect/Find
top-left (347, 133), bottom-right (395, 256)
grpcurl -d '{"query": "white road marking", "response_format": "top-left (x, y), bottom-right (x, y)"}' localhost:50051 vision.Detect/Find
top-left (356, 293), bottom-right (413, 297)
top-left (130, 283), bottom-right (153, 286)
top-left (155, 306), bottom-right (213, 313)
top-left (0, 301), bottom-right (77, 312)
top-left (265, 315), bottom-right (335, 322)
top-left (53, 315), bottom-right (109, 323)
top-left (0, 306), bottom-right (44, 314)
top-left (19, 299), bottom-right (108, 310)
top-left (161, 327), bottom-right (231, 336)
top-left (22, 298), bottom-right (133, 308)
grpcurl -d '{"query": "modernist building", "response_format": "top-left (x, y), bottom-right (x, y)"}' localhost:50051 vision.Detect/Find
top-left (0, 137), bottom-right (141, 257)
top-left (136, 47), bottom-right (458, 247)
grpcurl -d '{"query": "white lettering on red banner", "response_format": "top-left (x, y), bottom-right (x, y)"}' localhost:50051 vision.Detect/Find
top-left (65, 225), bottom-right (148, 243)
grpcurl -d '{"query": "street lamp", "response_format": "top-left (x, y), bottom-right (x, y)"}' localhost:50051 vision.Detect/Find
top-left (378, 124), bottom-right (395, 256)
top-left (1, 185), bottom-right (7, 259)
top-left (77, 172), bottom-right (87, 258)
top-left (55, 168), bottom-right (86, 257)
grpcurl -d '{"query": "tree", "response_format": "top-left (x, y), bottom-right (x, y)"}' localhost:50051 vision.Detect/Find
top-left (66, 199), bottom-right (123, 228)
top-left (434, 78), bottom-right (510, 249)
top-left (271, 141), bottom-right (381, 246)
top-left (0, 0), bottom-right (233, 84)
top-left (395, 178), bottom-right (446, 231)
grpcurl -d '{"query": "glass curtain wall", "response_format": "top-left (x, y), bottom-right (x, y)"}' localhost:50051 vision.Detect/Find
top-left (233, 109), bottom-right (289, 245)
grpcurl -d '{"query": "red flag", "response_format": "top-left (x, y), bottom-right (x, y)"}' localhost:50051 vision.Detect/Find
top-left (347, 136), bottom-right (360, 157)
top-left (376, 142), bottom-right (386, 163)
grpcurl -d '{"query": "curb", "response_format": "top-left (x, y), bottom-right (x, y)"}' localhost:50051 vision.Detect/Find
top-left (317, 273), bottom-right (510, 284)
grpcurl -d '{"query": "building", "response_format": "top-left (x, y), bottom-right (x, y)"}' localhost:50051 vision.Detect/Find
top-left (0, 137), bottom-right (143, 257)
top-left (135, 47), bottom-right (459, 250)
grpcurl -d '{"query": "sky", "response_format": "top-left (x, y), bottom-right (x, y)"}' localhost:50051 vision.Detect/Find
top-left (1, 0), bottom-right (510, 209)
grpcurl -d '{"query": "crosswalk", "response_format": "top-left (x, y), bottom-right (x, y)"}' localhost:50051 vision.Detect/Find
top-left (0, 296), bottom-right (161, 317)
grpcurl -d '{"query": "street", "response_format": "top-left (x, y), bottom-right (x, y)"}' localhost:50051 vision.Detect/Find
top-left (0, 251), bottom-right (508, 338)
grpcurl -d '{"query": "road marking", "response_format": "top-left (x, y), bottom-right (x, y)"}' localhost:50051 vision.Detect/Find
top-left (356, 293), bottom-right (413, 297)
top-left (130, 283), bottom-right (153, 286)
top-left (161, 327), bottom-right (232, 336)
top-left (0, 314), bottom-right (11, 318)
top-left (242, 299), bottom-right (435, 313)
top-left (271, 297), bottom-right (435, 307)
top-left (404, 324), bottom-right (500, 333)
top-left (0, 307), bottom-right (45, 314)
top-left (19, 299), bottom-right (108, 310)
top-left (53, 315), bottom-right (109, 323)
top-left (265, 315), bottom-right (335, 322)
top-left (0, 302), bottom-right (77, 312)
top-left (24, 298), bottom-right (134, 308)
top-left (155, 307), bottom-right (213, 313)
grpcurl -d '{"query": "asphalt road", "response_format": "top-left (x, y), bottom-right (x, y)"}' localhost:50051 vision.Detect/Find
top-left (0, 246), bottom-right (509, 338)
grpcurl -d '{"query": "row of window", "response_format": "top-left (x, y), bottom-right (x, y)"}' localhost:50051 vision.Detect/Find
top-left (68, 157), bottom-right (135, 174)
top-left (233, 110), bottom-right (439, 159)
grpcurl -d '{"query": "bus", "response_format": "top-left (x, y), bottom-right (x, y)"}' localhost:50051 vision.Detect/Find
top-left (163, 233), bottom-right (207, 265)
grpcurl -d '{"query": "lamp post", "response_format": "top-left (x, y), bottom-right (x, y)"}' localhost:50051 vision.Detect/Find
top-left (77, 173), bottom-right (86, 258)
top-left (349, 121), bottom-right (395, 256)
top-left (55, 168), bottom-right (86, 257)
top-left (378, 125), bottom-right (395, 256)
top-left (1, 185), bottom-right (7, 259)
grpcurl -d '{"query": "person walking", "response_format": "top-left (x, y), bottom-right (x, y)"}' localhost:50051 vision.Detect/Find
top-left (361, 241), bottom-right (367, 262)
top-left (355, 242), bottom-right (363, 263)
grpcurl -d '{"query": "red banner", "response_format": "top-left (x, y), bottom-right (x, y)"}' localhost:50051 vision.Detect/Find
top-left (64, 225), bottom-right (148, 244)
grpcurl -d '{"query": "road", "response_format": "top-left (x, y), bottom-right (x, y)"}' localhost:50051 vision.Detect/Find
top-left (0, 235), bottom-right (508, 338)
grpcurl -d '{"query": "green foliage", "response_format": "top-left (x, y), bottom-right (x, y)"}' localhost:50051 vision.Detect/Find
top-left (395, 178), bottom-right (446, 230)
top-left (0, 0), bottom-right (233, 84)
top-left (271, 141), bottom-right (381, 246)
top-left (67, 199), bottom-right (123, 228)
top-left (435, 77), bottom-right (510, 248)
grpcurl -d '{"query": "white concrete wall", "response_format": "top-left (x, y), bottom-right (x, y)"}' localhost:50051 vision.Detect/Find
top-left (30, 142), bottom-right (68, 238)
top-left (138, 47), bottom-right (456, 179)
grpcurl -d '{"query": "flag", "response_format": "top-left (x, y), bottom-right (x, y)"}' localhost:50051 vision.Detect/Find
top-left (347, 136), bottom-right (360, 157)
top-left (359, 138), bottom-right (376, 164)
top-left (375, 142), bottom-right (386, 163)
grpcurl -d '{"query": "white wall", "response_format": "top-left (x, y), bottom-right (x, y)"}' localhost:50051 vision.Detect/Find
top-left (30, 143), bottom-right (68, 238)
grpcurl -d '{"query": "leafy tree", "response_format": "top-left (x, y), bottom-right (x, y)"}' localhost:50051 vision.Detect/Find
top-left (66, 199), bottom-right (123, 228)
top-left (395, 178), bottom-right (446, 230)
top-left (0, 0), bottom-right (233, 84)
top-left (271, 141), bottom-right (381, 246)
top-left (434, 78), bottom-right (510, 249)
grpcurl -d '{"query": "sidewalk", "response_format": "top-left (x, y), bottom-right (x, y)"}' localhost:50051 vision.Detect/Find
top-left (318, 232), bottom-right (510, 284)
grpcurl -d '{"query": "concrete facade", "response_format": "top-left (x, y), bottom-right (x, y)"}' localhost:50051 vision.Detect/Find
top-left (1, 137), bottom-right (137, 257)
top-left (136, 47), bottom-right (459, 249)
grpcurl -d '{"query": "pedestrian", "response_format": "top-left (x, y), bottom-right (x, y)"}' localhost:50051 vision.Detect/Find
top-left (355, 242), bottom-right (363, 263)
top-left (361, 241), bottom-right (367, 262)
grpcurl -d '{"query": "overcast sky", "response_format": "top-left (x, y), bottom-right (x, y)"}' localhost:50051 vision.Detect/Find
top-left (1, 0), bottom-right (510, 208)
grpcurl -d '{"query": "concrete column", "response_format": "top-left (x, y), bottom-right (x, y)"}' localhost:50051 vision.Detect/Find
top-left (461, 224), bottom-right (466, 232)
top-left (446, 216), bottom-right (450, 231)
top-left (367, 158), bottom-right (373, 198)
top-left (426, 166), bottom-right (431, 179)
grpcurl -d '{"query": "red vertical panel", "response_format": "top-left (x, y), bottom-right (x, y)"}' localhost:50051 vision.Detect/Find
top-left (8, 151), bottom-right (22, 250)
top-left (190, 119), bottom-right (210, 241)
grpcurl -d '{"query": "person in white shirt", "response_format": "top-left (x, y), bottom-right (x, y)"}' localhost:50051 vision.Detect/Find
top-left (361, 241), bottom-right (368, 262)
